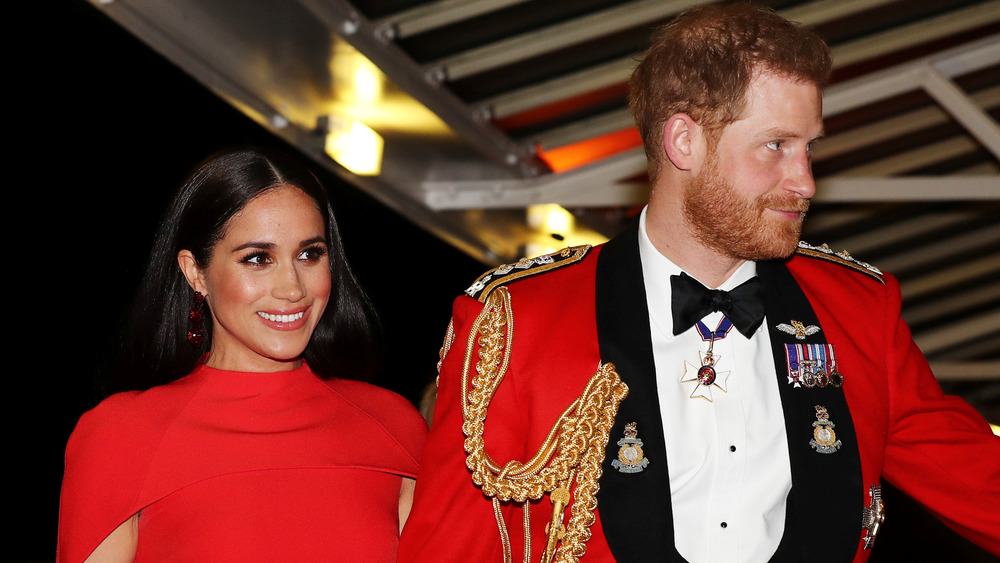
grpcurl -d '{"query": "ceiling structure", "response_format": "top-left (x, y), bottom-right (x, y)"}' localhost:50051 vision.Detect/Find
top-left (87, 0), bottom-right (998, 402)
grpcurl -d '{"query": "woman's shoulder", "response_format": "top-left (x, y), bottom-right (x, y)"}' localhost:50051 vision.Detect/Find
top-left (322, 378), bottom-right (428, 462)
top-left (67, 376), bottom-right (205, 461)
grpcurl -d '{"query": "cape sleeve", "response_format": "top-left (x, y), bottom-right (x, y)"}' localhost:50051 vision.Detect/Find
top-left (57, 391), bottom-right (156, 563)
top-left (398, 295), bottom-right (510, 562)
top-left (877, 272), bottom-right (1000, 555)
top-left (324, 378), bottom-right (428, 478)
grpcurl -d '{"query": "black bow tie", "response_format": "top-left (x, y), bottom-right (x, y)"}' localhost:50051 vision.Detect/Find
top-left (670, 272), bottom-right (765, 338)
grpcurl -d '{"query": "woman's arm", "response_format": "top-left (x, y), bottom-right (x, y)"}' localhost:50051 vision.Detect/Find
top-left (84, 514), bottom-right (138, 563)
top-left (399, 477), bottom-right (416, 533)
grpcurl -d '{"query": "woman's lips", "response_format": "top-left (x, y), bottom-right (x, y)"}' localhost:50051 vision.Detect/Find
top-left (256, 307), bottom-right (309, 330)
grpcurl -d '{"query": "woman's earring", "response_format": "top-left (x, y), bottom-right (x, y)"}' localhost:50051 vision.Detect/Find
top-left (187, 291), bottom-right (206, 346)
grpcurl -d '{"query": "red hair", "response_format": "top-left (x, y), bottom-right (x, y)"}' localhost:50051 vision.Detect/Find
top-left (629, 3), bottom-right (831, 180)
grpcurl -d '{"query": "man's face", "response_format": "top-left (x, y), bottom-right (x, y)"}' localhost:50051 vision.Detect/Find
top-left (683, 70), bottom-right (823, 261)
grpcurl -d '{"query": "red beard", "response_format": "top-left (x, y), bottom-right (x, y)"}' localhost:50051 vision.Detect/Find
top-left (682, 154), bottom-right (808, 261)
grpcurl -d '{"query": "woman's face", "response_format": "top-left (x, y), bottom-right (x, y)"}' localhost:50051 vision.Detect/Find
top-left (180, 185), bottom-right (332, 372)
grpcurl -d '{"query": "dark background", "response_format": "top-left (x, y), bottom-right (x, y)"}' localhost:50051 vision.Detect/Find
top-left (13, 1), bottom-right (482, 559)
top-left (9, 1), bottom-right (993, 561)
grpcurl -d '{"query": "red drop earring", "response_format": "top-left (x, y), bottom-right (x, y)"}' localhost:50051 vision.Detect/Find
top-left (187, 291), bottom-right (206, 347)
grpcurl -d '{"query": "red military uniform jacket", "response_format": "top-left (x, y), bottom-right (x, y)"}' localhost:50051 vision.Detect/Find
top-left (399, 221), bottom-right (1000, 562)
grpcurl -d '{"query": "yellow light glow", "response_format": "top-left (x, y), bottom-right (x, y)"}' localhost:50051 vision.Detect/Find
top-left (527, 204), bottom-right (574, 235)
top-left (325, 117), bottom-right (383, 176)
top-left (352, 63), bottom-right (382, 106)
top-left (991, 424), bottom-right (1000, 437)
top-left (332, 40), bottom-right (384, 108)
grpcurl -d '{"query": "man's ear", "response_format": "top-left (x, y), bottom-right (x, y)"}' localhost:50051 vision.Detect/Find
top-left (662, 113), bottom-right (704, 172)
top-left (177, 250), bottom-right (207, 295)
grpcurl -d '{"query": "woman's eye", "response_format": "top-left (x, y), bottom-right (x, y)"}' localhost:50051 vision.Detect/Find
top-left (765, 141), bottom-right (782, 151)
top-left (299, 246), bottom-right (328, 262)
top-left (240, 252), bottom-right (271, 266)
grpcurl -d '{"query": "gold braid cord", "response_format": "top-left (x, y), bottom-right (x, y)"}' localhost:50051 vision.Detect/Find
top-left (461, 287), bottom-right (629, 563)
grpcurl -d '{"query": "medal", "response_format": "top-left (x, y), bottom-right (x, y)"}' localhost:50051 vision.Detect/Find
top-left (809, 405), bottom-right (842, 454)
top-left (785, 343), bottom-right (842, 388)
top-left (681, 318), bottom-right (733, 402)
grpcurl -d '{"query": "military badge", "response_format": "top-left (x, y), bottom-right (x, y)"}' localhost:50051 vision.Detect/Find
top-left (861, 484), bottom-right (885, 549)
top-left (612, 422), bottom-right (649, 474)
top-left (776, 319), bottom-right (820, 340)
top-left (809, 405), bottom-right (842, 454)
top-left (784, 343), bottom-right (842, 388)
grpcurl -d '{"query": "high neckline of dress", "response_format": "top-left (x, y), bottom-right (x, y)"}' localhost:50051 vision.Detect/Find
top-left (191, 361), bottom-right (314, 380)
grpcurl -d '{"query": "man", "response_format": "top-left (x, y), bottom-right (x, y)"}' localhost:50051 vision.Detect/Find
top-left (398, 5), bottom-right (1000, 562)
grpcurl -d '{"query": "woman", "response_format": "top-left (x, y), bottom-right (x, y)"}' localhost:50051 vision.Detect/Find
top-left (58, 149), bottom-right (426, 562)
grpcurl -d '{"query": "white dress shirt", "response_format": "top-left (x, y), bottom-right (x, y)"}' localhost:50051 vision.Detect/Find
top-left (638, 208), bottom-right (791, 562)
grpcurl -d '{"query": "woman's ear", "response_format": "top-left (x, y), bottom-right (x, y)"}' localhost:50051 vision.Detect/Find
top-left (177, 250), bottom-right (207, 295)
top-left (662, 113), bottom-right (705, 172)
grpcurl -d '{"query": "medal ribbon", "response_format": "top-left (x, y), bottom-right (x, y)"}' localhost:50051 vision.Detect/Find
top-left (695, 316), bottom-right (734, 342)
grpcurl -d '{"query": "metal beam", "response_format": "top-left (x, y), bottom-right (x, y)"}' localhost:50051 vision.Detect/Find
top-left (425, 173), bottom-right (998, 210)
top-left (522, 35), bottom-right (1000, 158)
top-left (934, 336), bottom-right (1000, 364)
top-left (823, 211), bottom-right (981, 255)
top-left (823, 34), bottom-right (1000, 116)
top-left (877, 223), bottom-right (1000, 273)
top-left (484, 58), bottom-right (637, 120)
top-left (930, 361), bottom-right (1000, 381)
top-left (829, 1), bottom-right (1000, 68)
top-left (814, 86), bottom-right (1000, 161)
top-left (834, 138), bottom-right (986, 177)
top-left (901, 254), bottom-right (1000, 300)
top-left (914, 309), bottom-right (1000, 356)
top-left (294, 0), bottom-right (541, 174)
top-left (920, 64), bottom-right (1000, 160)
top-left (481, 0), bottom-right (903, 120)
top-left (423, 148), bottom-right (648, 209)
top-left (429, 0), bottom-right (708, 81)
top-left (374, 0), bottom-right (530, 39)
top-left (815, 177), bottom-right (1000, 201)
top-left (903, 280), bottom-right (1000, 326)
top-left (531, 108), bottom-right (634, 150)
top-left (781, 0), bottom-right (900, 27)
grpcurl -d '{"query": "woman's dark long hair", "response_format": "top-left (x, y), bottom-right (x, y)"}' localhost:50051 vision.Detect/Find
top-left (114, 148), bottom-right (380, 391)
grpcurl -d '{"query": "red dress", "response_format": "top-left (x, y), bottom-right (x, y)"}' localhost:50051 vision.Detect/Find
top-left (58, 363), bottom-right (426, 562)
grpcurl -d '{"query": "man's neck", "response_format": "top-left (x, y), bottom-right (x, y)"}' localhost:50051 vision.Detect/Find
top-left (644, 198), bottom-right (746, 289)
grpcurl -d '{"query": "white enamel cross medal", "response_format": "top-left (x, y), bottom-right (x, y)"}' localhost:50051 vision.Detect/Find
top-left (681, 318), bottom-right (733, 402)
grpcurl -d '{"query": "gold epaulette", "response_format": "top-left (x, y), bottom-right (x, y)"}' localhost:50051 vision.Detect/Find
top-left (795, 241), bottom-right (884, 284)
top-left (465, 245), bottom-right (593, 302)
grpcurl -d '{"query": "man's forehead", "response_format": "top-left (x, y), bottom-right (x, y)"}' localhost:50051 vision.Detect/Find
top-left (731, 71), bottom-right (823, 129)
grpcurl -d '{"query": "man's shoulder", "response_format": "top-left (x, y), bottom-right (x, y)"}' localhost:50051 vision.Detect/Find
top-left (463, 244), bottom-right (599, 302)
top-left (790, 241), bottom-right (884, 285)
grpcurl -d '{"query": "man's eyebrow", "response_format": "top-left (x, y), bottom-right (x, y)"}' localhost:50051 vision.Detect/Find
top-left (759, 128), bottom-right (825, 140)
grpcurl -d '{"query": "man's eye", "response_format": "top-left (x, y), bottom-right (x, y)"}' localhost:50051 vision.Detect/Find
top-left (765, 141), bottom-right (782, 151)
